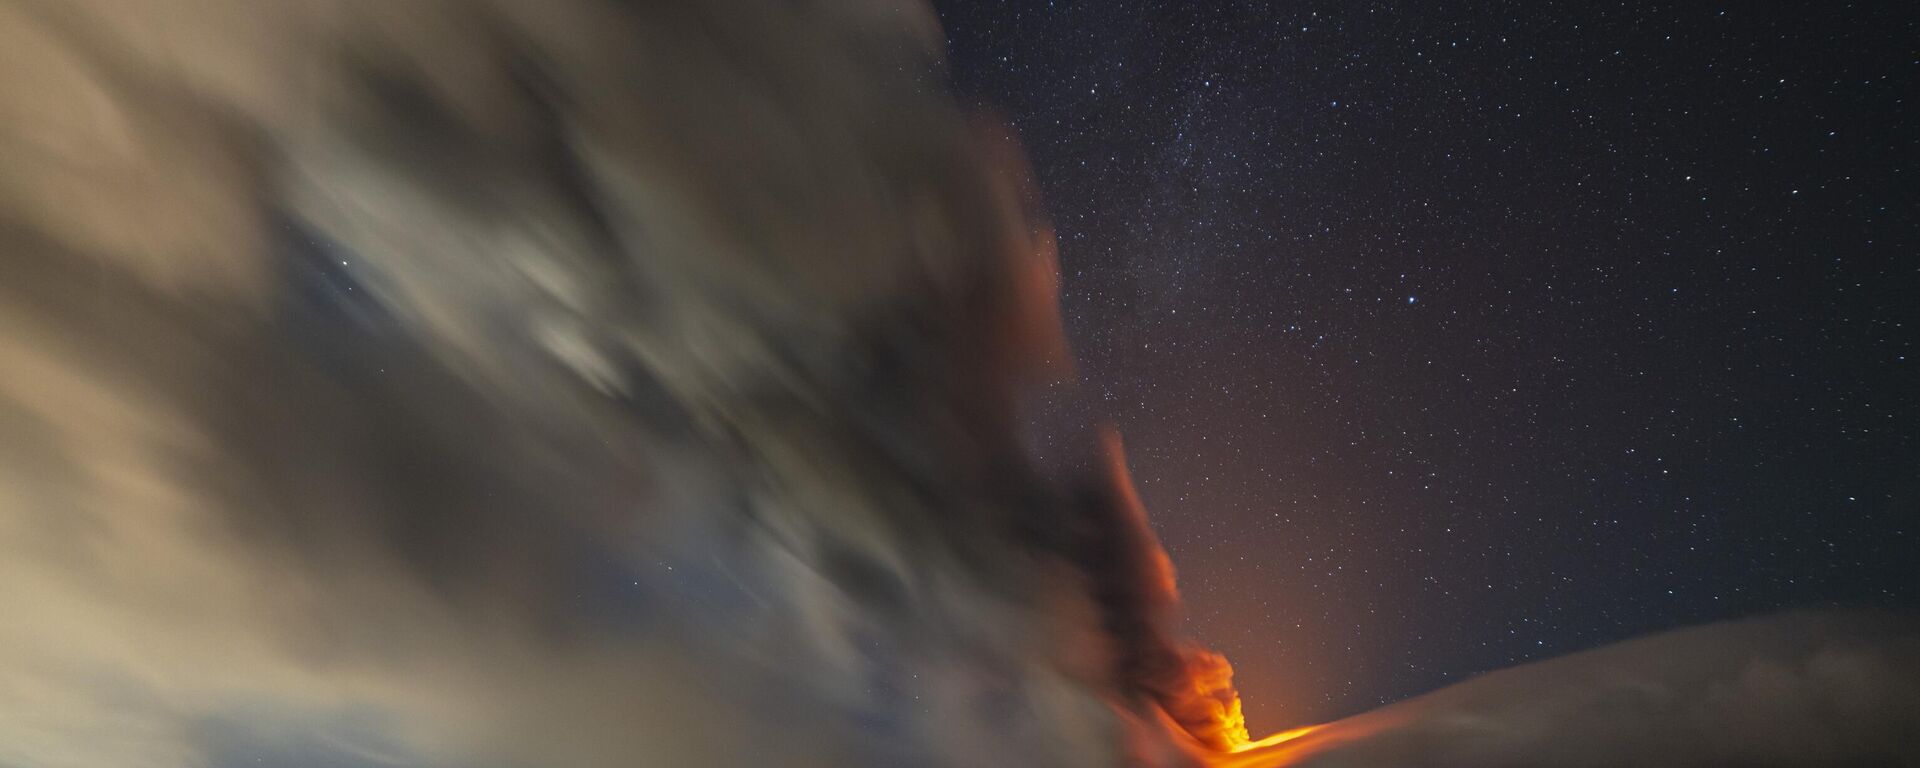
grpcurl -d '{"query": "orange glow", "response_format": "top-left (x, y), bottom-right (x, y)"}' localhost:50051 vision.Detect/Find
top-left (1183, 648), bottom-right (1321, 755)
top-left (1230, 724), bottom-right (1321, 752)
top-left (1096, 427), bottom-right (1319, 763)
top-left (1180, 649), bottom-right (1251, 748)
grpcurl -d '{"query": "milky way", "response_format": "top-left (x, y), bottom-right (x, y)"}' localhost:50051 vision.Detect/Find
top-left (935, 0), bottom-right (1920, 730)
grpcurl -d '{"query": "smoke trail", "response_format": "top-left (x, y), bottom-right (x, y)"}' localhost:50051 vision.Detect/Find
top-left (0, 0), bottom-right (1243, 765)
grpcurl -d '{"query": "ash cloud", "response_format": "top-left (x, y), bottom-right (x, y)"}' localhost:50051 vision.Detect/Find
top-left (0, 2), bottom-right (1915, 768)
top-left (0, 1), bottom-right (1201, 765)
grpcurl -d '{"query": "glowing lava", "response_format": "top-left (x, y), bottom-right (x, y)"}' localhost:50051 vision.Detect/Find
top-left (1187, 649), bottom-right (1320, 755)
top-left (1230, 724), bottom-right (1320, 752)
top-left (1095, 428), bottom-right (1320, 763)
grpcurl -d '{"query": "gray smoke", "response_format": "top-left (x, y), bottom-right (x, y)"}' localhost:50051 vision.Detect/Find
top-left (0, 1), bottom-right (1169, 765)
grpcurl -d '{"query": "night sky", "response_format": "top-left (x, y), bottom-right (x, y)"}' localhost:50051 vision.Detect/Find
top-left (933, 1), bottom-right (1919, 732)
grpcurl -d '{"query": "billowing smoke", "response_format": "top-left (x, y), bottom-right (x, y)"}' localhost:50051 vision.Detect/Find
top-left (0, 2), bottom-right (1915, 768)
top-left (0, 1), bottom-right (1219, 765)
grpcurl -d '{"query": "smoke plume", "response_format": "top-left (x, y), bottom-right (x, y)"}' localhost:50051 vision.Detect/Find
top-left (0, 0), bottom-right (1221, 764)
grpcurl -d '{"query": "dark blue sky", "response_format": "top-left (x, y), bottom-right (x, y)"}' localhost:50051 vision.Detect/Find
top-left (934, 0), bottom-right (1918, 731)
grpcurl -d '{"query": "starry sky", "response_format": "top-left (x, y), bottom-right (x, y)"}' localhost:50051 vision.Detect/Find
top-left (932, 1), bottom-right (1919, 732)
